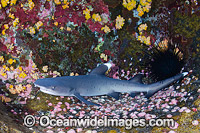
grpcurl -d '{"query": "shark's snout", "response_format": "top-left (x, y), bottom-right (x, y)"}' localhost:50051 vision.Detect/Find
top-left (34, 79), bottom-right (45, 88)
top-left (34, 79), bottom-right (46, 92)
top-left (34, 79), bottom-right (57, 95)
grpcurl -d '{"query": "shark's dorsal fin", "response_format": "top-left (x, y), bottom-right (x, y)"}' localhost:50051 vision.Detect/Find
top-left (90, 63), bottom-right (112, 75)
top-left (129, 74), bottom-right (143, 83)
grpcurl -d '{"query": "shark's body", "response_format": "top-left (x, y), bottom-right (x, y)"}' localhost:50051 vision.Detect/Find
top-left (34, 63), bottom-right (187, 106)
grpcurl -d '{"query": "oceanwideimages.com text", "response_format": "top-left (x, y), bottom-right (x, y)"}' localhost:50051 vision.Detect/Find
top-left (24, 115), bottom-right (175, 129)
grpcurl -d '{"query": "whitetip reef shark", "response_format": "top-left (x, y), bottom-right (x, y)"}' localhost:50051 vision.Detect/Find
top-left (34, 63), bottom-right (188, 106)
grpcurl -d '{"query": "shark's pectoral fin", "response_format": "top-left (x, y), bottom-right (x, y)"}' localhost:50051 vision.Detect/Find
top-left (73, 92), bottom-right (100, 106)
top-left (90, 63), bottom-right (112, 75)
top-left (108, 92), bottom-right (120, 100)
top-left (129, 74), bottom-right (143, 83)
top-left (129, 92), bottom-right (140, 98)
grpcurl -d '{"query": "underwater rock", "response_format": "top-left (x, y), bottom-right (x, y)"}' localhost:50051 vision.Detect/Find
top-left (0, 102), bottom-right (32, 133)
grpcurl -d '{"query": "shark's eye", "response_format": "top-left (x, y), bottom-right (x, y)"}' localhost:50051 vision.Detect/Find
top-left (51, 86), bottom-right (56, 90)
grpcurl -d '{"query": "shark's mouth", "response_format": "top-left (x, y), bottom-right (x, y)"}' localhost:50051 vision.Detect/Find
top-left (37, 87), bottom-right (49, 93)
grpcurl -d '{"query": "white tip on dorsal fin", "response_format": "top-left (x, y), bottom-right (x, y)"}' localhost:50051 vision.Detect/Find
top-left (90, 63), bottom-right (112, 75)
top-left (104, 63), bottom-right (112, 70)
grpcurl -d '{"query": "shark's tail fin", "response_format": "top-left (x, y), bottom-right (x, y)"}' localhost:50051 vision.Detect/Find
top-left (146, 72), bottom-right (188, 98)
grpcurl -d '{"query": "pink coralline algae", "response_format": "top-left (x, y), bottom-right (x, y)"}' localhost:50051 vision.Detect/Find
top-left (192, 120), bottom-right (199, 126)
top-left (170, 122), bottom-right (179, 129)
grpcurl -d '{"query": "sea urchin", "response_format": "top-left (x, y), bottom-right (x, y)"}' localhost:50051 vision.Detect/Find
top-left (147, 45), bottom-right (185, 81)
